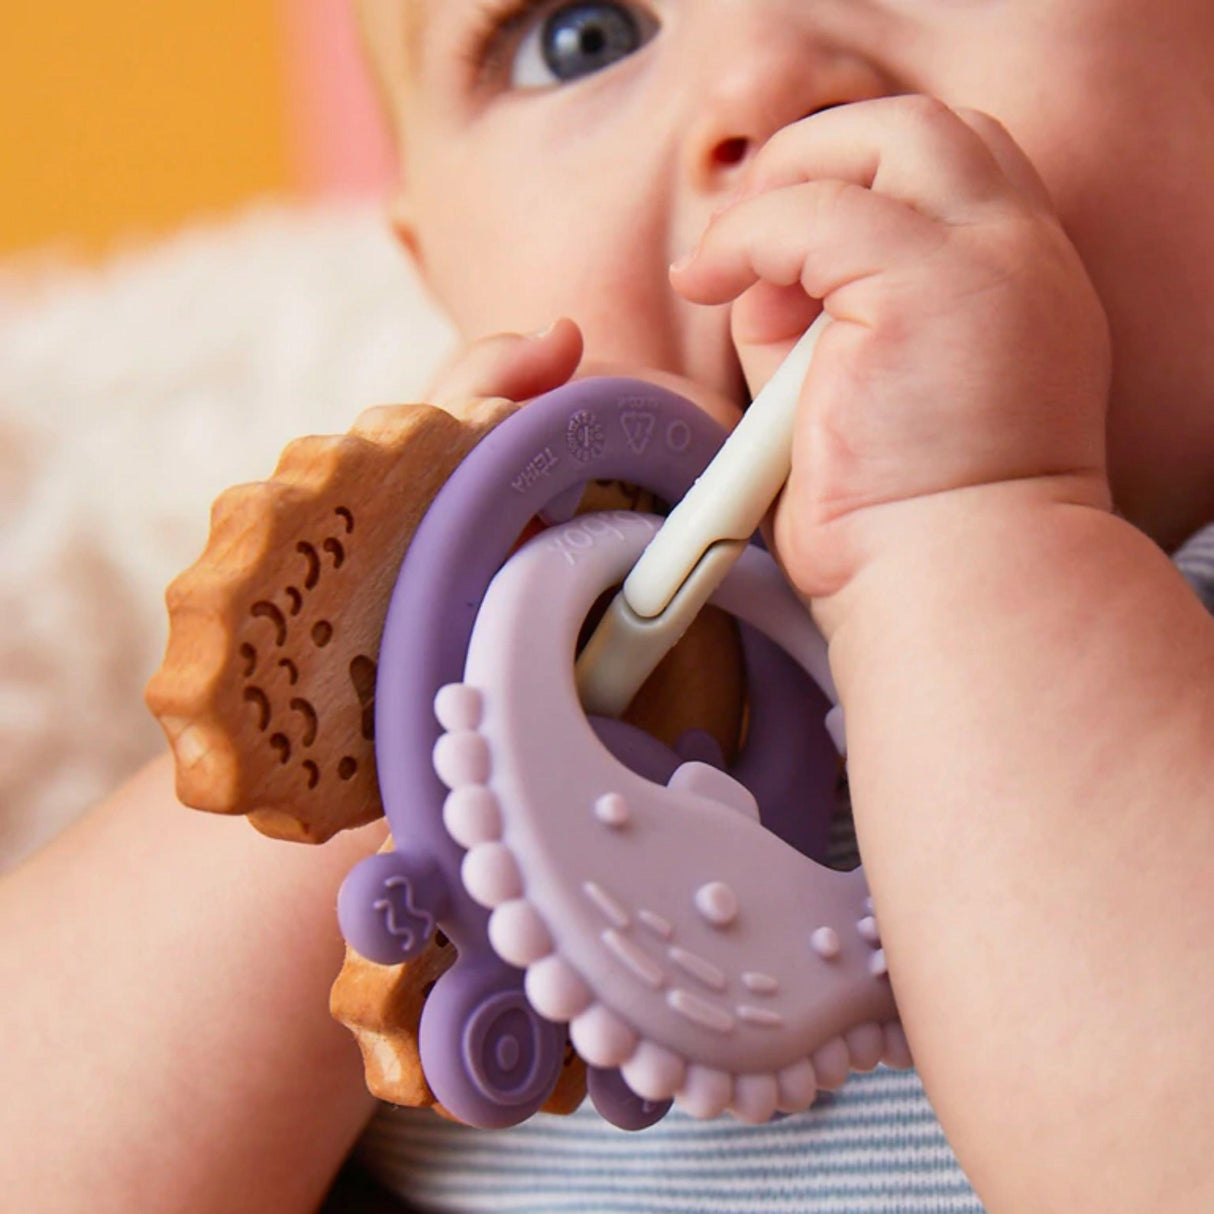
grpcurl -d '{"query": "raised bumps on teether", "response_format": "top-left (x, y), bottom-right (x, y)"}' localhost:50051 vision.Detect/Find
top-left (434, 514), bottom-right (907, 1122)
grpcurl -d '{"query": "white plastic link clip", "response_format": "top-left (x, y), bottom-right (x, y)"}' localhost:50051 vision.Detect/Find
top-left (576, 314), bottom-right (830, 716)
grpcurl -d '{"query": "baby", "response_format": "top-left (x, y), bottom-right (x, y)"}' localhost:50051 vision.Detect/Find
top-left (3, 0), bottom-right (1213, 1210)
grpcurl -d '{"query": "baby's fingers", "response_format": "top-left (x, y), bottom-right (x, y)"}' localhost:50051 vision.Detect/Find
top-left (741, 96), bottom-right (1041, 222)
top-left (672, 180), bottom-right (942, 315)
top-left (427, 317), bottom-right (583, 415)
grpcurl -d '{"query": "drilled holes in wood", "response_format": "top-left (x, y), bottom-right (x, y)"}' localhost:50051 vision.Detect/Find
top-left (235, 509), bottom-right (360, 802)
top-left (251, 601), bottom-right (287, 646)
top-left (289, 697), bottom-right (318, 746)
top-left (296, 542), bottom-right (320, 590)
top-left (243, 686), bottom-right (271, 731)
top-left (323, 537), bottom-right (345, 568)
top-left (349, 655), bottom-right (377, 742)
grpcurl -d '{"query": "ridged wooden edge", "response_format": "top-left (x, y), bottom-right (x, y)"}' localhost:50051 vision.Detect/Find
top-left (145, 396), bottom-right (517, 842)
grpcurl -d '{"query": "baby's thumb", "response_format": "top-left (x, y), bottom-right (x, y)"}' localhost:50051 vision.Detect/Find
top-left (428, 318), bottom-right (583, 415)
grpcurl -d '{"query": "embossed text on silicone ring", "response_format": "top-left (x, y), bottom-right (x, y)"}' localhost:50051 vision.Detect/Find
top-left (546, 511), bottom-right (658, 567)
top-left (512, 446), bottom-right (560, 493)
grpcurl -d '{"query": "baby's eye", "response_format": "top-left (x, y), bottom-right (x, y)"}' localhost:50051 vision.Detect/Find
top-left (510, 2), bottom-right (659, 88)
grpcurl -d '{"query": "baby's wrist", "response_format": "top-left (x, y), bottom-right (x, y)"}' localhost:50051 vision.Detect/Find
top-left (805, 471), bottom-right (1114, 643)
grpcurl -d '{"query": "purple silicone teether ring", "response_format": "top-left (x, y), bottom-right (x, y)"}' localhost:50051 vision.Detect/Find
top-left (339, 379), bottom-right (852, 1128)
top-left (443, 516), bottom-right (898, 1123)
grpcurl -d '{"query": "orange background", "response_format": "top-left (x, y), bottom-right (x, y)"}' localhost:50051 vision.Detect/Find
top-left (0, 0), bottom-right (394, 259)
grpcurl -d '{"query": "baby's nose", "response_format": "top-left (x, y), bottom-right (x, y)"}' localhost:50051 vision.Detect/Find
top-left (681, 27), bottom-right (892, 193)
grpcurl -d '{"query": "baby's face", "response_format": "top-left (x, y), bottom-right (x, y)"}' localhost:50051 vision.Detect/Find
top-left (363, 0), bottom-right (1214, 544)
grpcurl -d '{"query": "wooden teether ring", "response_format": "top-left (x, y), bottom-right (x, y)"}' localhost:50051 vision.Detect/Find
top-left (337, 378), bottom-right (862, 1128)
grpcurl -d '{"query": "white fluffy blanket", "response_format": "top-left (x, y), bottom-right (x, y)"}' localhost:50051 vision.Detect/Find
top-left (0, 202), bottom-right (454, 870)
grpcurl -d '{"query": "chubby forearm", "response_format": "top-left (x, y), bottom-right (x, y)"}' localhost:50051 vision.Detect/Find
top-left (0, 755), bottom-right (385, 1214)
top-left (822, 493), bottom-right (1214, 1213)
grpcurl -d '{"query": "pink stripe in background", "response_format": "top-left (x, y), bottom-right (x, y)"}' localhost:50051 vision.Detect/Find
top-left (279, 0), bottom-right (397, 197)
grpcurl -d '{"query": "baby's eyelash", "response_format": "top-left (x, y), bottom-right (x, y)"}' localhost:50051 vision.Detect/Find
top-left (459, 0), bottom-right (554, 84)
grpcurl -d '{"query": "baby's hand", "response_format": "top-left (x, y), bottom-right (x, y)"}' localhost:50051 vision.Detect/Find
top-left (671, 97), bottom-right (1112, 604)
top-left (427, 317), bottom-right (583, 415)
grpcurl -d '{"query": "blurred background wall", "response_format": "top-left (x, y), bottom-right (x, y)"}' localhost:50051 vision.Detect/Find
top-left (0, 0), bottom-right (395, 259)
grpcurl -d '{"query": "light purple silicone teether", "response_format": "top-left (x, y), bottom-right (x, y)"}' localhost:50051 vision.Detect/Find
top-left (337, 377), bottom-right (900, 1130)
top-left (437, 514), bottom-right (903, 1123)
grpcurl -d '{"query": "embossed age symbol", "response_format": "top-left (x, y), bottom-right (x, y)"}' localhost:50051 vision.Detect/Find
top-left (373, 875), bottom-right (434, 955)
top-left (665, 419), bottom-right (692, 454)
top-left (566, 410), bottom-right (606, 463)
top-left (620, 410), bottom-right (655, 455)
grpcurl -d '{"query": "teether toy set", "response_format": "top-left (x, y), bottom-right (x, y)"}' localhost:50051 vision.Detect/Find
top-left (149, 316), bottom-right (909, 1132)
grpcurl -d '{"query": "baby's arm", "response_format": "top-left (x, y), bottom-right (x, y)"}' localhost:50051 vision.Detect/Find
top-left (0, 326), bottom-right (583, 1214)
top-left (0, 755), bottom-right (385, 1214)
top-left (675, 98), bottom-right (1214, 1212)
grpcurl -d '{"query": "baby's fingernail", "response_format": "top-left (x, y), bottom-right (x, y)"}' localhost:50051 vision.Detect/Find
top-left (528, 320), bottom-right (559, 340)
top-left (670, 249), bottom-right (697, 275)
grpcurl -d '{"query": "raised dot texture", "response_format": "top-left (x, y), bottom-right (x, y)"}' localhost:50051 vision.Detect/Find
top-left (676, 1065), bottom-right (733, 1120)
top-left (776, 1058), bottom-right (817, 1113)
top-left (638, 909), bottom-right (673, 939)
top-left (812, 1037), bottom-right (850, 1090)
top-left (434, 683), bottom-right (483, 732)
top-left (442, 786), bottom-right (502, 848)
top-left (695, 881), bottom-right (738, 927)
top-left (668, 946), bottom-right (727, 992)
top-left (594, 792), bottom-right (631, 828)
top-left (621, 1040), bottom-right (686, 1102)
top-left (742, 972), bottom-right (779, 995)
top-left (571, 1004), bottom-right (637, 1068)
top-left (731, 1073), bottom-right (779, 1124)
top-left (488, 900), bottom-right (553, 968)
top-left (857, 915), bottom-right (881, 945)
top-left (582, 881), bottom-right (630, 928)
top-left (846, 1022), bottom-right (885, 1072)
top-left (667, 989), bottom-right (734, 1033)
top-left (526, 955), bottom-right (592, 1021)
top-left (602, 930), bottom-right (664, 989)
top-left (810, 926), bottom-right (841, 960)
top-left (736, 1006), bottom-right (783, 1028)
top-left (461, 843), bottom-right (522, 907)
top-left (433, 730), bottom-right (491, 788)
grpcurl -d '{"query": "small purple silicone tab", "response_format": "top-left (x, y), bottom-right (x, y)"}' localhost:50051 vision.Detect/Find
top-left (418, 960), bottom-right (568, 1129)
top-left (587, 1065), bottom-right (673, 1131)
top-left (337, 850), bottom-right (447, 966)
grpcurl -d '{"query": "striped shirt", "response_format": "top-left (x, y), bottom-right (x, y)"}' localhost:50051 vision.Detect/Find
top-left (358, 520), bottom-right (1214, 1214)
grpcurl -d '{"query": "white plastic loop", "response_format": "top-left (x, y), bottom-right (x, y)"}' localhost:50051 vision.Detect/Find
top-left (576, 314), bottom-right (830, 715)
